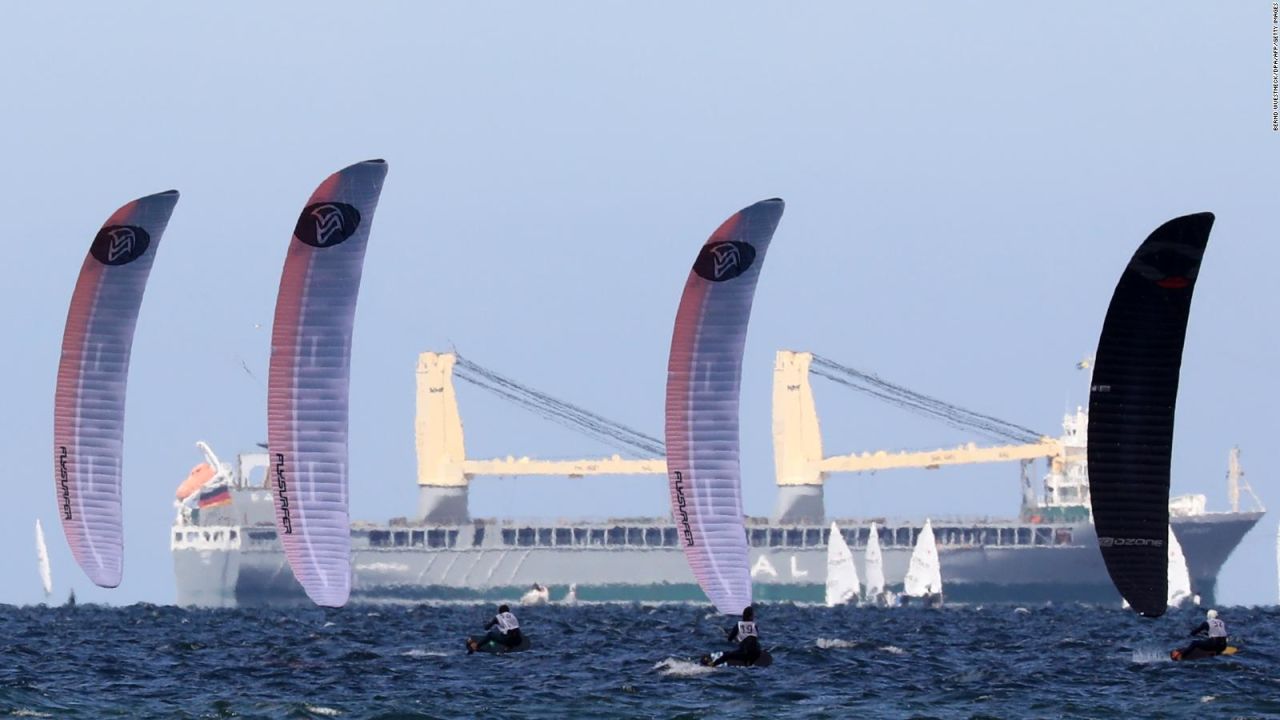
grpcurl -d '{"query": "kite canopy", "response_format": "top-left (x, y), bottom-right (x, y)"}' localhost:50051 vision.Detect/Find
top-left (664, 198), bottom-right (783, 614)
top-left (267, 160), bottom-right (388, 607)
top-left (1088, 212), bottom-right (1214, 618)
top-left (54, 189), bottom-right (179, 588)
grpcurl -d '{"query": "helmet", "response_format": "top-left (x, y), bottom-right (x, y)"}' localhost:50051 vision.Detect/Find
top-left (1206, 609), bottom-right (1218, 620)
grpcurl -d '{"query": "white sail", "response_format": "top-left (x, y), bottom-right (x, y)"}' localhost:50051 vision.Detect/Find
top-left (903, 519), bottom-right (942, 598)
top-left (35, 519), bottom-right (52, 598)
top-left (825, 522), bottom-right (860, 607)
top-left (864, 521), bottom-right (885, 598)
top-left (1167, 526), bottom-right (1193, 608)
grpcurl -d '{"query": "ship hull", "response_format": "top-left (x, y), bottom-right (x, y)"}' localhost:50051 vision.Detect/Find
top-left (172, 502), bottom-right (1261, 608)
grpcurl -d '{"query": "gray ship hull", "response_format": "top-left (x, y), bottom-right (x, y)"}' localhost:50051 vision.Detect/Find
top-left (172, 491), bottom-right (1262, 607)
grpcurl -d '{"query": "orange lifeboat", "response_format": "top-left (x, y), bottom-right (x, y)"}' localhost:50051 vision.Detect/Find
top-left (175, 463), bottom-right (216, 500)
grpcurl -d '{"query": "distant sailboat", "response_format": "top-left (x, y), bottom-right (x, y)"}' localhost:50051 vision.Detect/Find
top-left (35, 520), bottom-right (52, 598)
top-left (825, 523), bottom-right (860, 607)
top-left (1166, 527), bottom-right (1193, 608)
top-left (864, 521), bottom-right (891, 606)
top-left (903, 519), bottom-right (943, 606)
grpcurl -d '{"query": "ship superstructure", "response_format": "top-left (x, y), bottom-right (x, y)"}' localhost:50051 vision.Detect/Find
top-left (172, 351), bottom-right (1263, 607)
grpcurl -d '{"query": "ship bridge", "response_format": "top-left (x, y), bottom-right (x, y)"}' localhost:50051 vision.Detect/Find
top-left (415, 350), bottom-right (1064, 524)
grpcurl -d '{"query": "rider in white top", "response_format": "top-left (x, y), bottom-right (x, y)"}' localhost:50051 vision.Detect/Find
top-left (1181, 609), bottom-right (1228, 657)
top-left (710, 606), bottom-right (762, 666)
top-left (467, 604), bottom-right (523, 653)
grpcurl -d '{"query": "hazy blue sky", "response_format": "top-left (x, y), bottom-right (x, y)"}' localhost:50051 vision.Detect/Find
top-left (2, 2), bottom-right (1276, 606)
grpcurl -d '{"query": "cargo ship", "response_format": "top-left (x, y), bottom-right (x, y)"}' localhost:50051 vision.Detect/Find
top-left (171, 351), bottom-right (1263, 607)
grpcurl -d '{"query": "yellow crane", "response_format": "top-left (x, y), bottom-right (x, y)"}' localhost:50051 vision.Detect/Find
top-left (414, 350), bottom-right (1061, 523)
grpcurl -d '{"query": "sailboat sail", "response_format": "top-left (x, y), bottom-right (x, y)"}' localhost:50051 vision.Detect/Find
top-left (903, 519), bottom-right (942, 598)
top-left (864, 521), bottom-right (885, 599)
top-left (35, 520), bottom-right (52, 598)
top-left (268, 160), bottom-right (388, 607)
top-left (54, 190), bottom-right (180, 588)
top-left (1166, 526), bottom-right (1193, 608)
top-left (664, 198), bottom-right (784, 615)
top-left (1088, 212), bottom-right (1213, 618)
top-left (825, 523), bottom-right (860, 606)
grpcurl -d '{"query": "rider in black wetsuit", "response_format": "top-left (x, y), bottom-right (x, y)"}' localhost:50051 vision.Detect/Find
top-left (711, 606), bottom-right (761, 666)
top-left (1177, 609), bottom-right (1227, 658)
top-left (467, 604), bottom-right (522, 653)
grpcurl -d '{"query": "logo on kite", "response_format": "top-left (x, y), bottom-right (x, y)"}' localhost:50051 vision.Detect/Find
top-left (90, 225), bottom-right (151, 266)
top-left (295, 202), bottom-right (361, 248)
top-left (693, 241), bottom-right (756, 282)
top-left (1129, 242), bottom-right (1202, 291)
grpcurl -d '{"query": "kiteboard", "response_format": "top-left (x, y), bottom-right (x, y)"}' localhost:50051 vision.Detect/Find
top-left (466, 635), bottom-right (532, 655)
top-left (699, 649), bottom-right (774, 668)
top-left (1170, 646), bottom-right (1237, 661)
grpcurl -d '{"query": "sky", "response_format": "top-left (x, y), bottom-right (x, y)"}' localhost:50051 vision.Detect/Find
top-left (1, 1), bottom-right (1277, 606)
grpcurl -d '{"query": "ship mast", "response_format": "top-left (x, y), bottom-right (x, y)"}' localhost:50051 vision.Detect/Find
top-left (1227, 446), bottom-right (1264, 512)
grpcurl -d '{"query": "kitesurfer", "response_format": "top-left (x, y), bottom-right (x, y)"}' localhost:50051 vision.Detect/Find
top-left (467, 604), bottom-right (522, 654)
top-left (707, 606), bottom-right (761, 666)
top-left (1174, 609), bottom-right (1228, 659)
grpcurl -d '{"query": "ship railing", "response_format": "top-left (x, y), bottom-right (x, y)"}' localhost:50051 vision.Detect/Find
top-left (170, 526), bottom-right (242, 551)
top-left (309, 521), bottom-right (1081, 551)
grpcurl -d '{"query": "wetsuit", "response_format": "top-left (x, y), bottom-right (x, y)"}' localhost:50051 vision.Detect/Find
top-left (712, 621), bottom-right (761, 666)
top-left (482, 611), bottom-right (523, 648)
top-left (1182, 618), bottom-right (1227, 655)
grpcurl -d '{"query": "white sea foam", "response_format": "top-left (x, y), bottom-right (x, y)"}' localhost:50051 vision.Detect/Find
top-left (816, 638), bottom-right (858, 649)
top-left (401, 649), bottom-right (450, 657)
top-left (654, 658), bottom-right (716, 677)
top-left (11, 711), bottom-right (53, 718)
top-left (1199, 696), bottom-right (1216, 703)
top-left (881, 645), bottom-right (907, 655)
top-left (305, 706), bottom-right (341, 717)
top-left (1130, 649), bottom-right (1170, 664)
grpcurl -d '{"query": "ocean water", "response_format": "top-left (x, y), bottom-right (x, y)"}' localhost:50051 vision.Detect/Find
top-left (2, 602), bottom-right (1279, 719)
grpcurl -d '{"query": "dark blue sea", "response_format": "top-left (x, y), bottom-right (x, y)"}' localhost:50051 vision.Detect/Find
top-left (2, 602), bottom-right (1279, 719)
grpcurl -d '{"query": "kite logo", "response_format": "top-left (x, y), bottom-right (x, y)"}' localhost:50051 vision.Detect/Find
top-left (58, 446), bottom-right (72, 520)
top-left (274, 453), bottom-right (293, 534)
top-left (90, 225), bottom-right (151, 266)
top-left (1155, 276), bottom-right (1191, 289)
top-left (693, 241), bottom-right (756, 282)
top-left (672, 471), bottom-right (695, 546)
top-left (1098, 536), bottom-right (1163, 548)
top-left (1129, 235), bottom-right (1205, 291)
top-left (295, 202), bottom-right (361, 248)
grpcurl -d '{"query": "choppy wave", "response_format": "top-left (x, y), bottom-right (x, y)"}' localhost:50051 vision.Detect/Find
top-left (1, 603), bottom-right (1278, 718)
top-left (815, 637), bottom-right (858, 649)
top-left (653, 657), bottom-right (717, 677)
